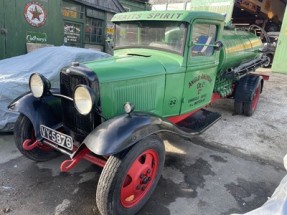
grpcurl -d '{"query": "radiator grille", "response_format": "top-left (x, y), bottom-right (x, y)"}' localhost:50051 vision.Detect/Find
top-left (60, 70), bottom-right (96, 136)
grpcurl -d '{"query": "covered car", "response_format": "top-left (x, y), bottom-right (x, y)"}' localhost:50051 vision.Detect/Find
top-left (0, 46), bottom-right (111, 132)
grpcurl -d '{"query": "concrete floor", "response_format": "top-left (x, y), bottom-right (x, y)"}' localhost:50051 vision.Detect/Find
top-left (0, 72), bottom-right (287, 215)
top-left (202, 72), bottom-right (287, 166)
top-left (0, 134), bottom-right (285, 215)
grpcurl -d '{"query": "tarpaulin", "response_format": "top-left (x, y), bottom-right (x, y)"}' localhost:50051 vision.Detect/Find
top-left (0, 46), bottom-right (111, 132)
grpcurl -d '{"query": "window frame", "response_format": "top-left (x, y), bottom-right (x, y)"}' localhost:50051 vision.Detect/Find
top-left (84, 17), bottom-right (105, 45)
top-left (188, 19), bottom-right (220, 62)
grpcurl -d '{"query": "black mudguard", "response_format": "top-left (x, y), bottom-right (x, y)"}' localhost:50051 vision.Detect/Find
top-left (8, 91), bottom-right (62, 139)
top-left (82, 112), bottom-right (195, 156)
top-left (234, 74), bottom-right (264, 103)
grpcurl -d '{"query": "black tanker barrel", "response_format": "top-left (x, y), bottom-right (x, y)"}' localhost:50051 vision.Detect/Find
top-left (217, 29), bottom-right (263, 75)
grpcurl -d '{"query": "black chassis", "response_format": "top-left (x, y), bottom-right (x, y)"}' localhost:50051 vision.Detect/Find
top-left (8, 91), bottom-right (199, 158)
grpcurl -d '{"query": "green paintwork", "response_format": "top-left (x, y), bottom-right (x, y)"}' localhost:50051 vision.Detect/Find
top-left (84, 11), bottom-right (263, 119)
top-left (84, 49), bottom-right (184, 119)
top-left (218, 30), bottom-right (262, 74)
top-left (0, 0), bottom-right (64, 59)
top-left (272, 7), bottom-right (287, 73)
top-left (214, 29), bottom-right (262, 96)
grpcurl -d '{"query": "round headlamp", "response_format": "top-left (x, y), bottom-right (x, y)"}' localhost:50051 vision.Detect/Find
top-left (74, 85), bottom-right (95, 115)
top-left (29, 73), bottom-right (51, 98)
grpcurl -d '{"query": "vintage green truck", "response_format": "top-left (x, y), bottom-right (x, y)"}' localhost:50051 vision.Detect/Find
top-left (9, 10), bottom-right (268, 215)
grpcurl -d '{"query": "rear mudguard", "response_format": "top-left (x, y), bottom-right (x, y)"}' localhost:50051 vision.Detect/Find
top-left (234, 74), bottom-right (264, 103)
top-left (83, 112), bottom-right (197, 156)
top-left (8, 90), bottom-right (62, 139)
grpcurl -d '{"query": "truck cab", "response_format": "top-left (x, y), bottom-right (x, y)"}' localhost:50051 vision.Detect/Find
top-left (98, 11), bottom-right (225, 119)
top-left (9, 11), bottom-right (267, 215)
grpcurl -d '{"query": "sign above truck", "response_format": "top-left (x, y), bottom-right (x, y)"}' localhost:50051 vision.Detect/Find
top-left (112, 10), bottom-right (225, 22)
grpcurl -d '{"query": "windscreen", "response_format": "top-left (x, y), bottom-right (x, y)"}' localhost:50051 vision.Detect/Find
top-left (115, 21), bottom-right (187, 55)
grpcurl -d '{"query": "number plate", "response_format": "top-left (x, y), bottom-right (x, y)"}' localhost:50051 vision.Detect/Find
top-left (40, 125), bottom-right (73, 150)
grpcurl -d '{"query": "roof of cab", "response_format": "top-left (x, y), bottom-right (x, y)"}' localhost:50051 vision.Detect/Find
top-left (111, 10), bottom-right (225, 23)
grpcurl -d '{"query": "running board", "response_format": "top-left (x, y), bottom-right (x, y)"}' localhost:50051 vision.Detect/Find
top-left (176, 109), bottom-right (221, 133)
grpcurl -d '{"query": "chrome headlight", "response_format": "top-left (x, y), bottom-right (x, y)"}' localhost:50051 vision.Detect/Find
top-left (74, 85), bottom-right (95, 115)
top-left (29, 73), bottom-right (51, 98)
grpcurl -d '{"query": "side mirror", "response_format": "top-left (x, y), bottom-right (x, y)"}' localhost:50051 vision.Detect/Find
top-left (214, 41), bottom-right (223, 51)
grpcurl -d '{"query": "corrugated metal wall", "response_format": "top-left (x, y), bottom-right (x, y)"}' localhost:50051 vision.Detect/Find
top-left (0, 0), bottom-right (64, 59)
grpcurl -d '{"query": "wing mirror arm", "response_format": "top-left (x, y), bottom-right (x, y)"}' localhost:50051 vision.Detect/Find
top-left (214, 41), bottom-right (223, 51)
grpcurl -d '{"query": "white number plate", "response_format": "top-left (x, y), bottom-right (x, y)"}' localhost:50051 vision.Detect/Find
top-left (40, 125), bottom-right (73, 151)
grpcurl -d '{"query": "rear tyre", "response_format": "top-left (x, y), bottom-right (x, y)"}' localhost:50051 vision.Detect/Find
top-left (96, 136), bottom-right (165, 215)
top-left (14, 114), bottom-right (61, 161)
top-left (243, 83), bottom-right (261, 116)
top-left (234, 101), bottom-right (243, 115)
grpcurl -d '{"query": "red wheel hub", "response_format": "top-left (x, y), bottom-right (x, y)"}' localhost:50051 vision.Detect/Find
top-left (252, 85), bottom-right (260, 111)
top-left (120, 149), bottom-right (159, 208)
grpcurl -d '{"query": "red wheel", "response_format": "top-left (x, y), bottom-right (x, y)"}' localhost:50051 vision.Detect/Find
top-left (14, 114), bottom-right (61, 161)
top-left (96, 136), bottom-right (165, 215)
top-left (243, 82), bottom-right (261, 116)
top-left (120, 149), bottom-right (159, 208)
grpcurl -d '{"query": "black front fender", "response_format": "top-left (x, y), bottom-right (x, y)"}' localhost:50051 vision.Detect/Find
top-left (8, 91), bottom-right (62, 139)
top-left (83, 112), bottom-right (197, 156)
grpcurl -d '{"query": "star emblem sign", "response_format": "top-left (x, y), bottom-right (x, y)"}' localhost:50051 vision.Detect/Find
top-left (24, 2), bottom-right (47, 27)
top-left (30, 6), bottom-right (42, 21)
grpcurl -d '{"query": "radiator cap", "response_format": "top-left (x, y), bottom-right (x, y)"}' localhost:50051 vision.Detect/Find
top-left (72, 62), bottom-right (80, 67)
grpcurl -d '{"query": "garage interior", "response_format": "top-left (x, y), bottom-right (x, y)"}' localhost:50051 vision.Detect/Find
top-left (232, 0), bottom-right (285, 33)
top-left (151, 0), bottom-right (287, 73)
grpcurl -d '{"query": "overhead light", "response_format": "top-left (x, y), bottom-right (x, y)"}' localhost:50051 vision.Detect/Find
top-left (241, 8), bottom-right (244, 11)
top-left (268, 11), bottom-right (274, 19)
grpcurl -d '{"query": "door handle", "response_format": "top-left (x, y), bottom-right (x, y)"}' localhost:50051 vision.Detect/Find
top-left (0, 28), bottom-right (8, 35)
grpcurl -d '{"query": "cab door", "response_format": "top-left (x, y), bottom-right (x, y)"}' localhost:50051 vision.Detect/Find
top-left (181, 20), bottom-right (220, 114)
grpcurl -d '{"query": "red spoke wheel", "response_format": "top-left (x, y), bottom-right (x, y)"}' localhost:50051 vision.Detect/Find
top-left (14, 113), bottom-right (61, 161)
top-left (243, 82), bottom-right (261, 116)
top-left (96, 135), bottom-right (165, 215)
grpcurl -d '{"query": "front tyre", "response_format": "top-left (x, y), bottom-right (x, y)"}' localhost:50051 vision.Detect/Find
top-left (96, 136), bottom-right (165, 215)
top-left (14, 113), bottom-right (61, 161)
